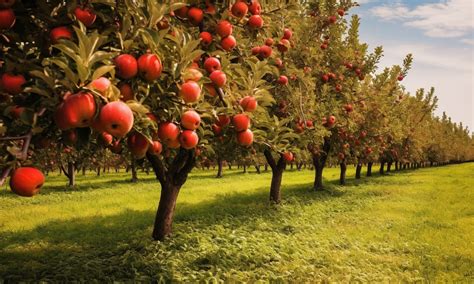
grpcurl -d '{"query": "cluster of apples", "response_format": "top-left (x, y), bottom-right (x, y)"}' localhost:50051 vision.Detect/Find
top-left (48, 5), bottom-right (97, 45)
top-left (0, 0), bottom-right (15, 30)
top-left (294, 119), bottom-right (314, 134)
top-left (344, 62), bottom-right (366, 81)
top-left (322, 115), bottom-right (337, 128)
top-left (231, 0), bottom-right (263, 29)
top-left (321, 71), bottom-right (343, 92)
top-left (212, 112), bottom-right (254, 146)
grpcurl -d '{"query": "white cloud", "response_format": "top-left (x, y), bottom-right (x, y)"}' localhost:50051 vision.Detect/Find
top-left (371, 0), bottom-right (474, 39)
top-left (460, 38), bottom-right (474, 45)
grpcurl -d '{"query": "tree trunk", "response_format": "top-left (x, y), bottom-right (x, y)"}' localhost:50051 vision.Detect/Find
top-left (152, 182), bottom-right (181, 241)
top-left (228, 163), bottom-right (232, 170)
top-left (312, 138), bottom-right (331, 191)
top-left (82, 166), bottom-right (86, 175)
top-left (255, 165), bottom-right (261, 174)
top-left (387, 161), bottom-right (392, 172)
top-left (243, 165), bottom-right (247, 173)
top-left (264, 149), bottom-right (286, 204)
top-left (395, 161), bottom-right (399, 171)
top-left (367, 162), bottom-right (373, 177)
top-left (339, 161), bottom-right (347, 185)
top-left (379, 161), bottom-right (385, 175)
top-left (264, 164), bottom-right (268, 171)
top-left (355, 162), bottom-right (362, 179)
top-left (67, 161), bottom-right (75, 187)
top-left (131, 155), bottom-right (138, 182)
top-left (216, 157), bottom-right (223, 178)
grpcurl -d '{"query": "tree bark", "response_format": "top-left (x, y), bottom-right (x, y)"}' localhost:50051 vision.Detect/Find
top-left (243, 165), bottom-right (247, 173)
top-left (339, 161), bottom-right (347, 185)
top-left (216, 157), bottom-right (223, 178)
top-left (255, 165), bottom-right (261, 174)
top-left (355, 162), bottom-right (362, 179)
top-left (264, 149), bottom-right (286, 204)
top-left (67, 161), bottom-right (75, 187)
top-left (387, 161), bottom-right (392, 172)
top-left (395, 161), bottom-right (399, 171)
top-left (367, 162), bottom-right (373, 177)
top-left (152, 182), bottom-right (181, 241)
top-left (131, 155), bottom-right (138, 183)
top-left (312, 138), bottom-right (331, 191)
top-left (379, 161), bottom-right (385, 175)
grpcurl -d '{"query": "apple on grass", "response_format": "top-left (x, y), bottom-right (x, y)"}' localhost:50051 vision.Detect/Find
top-left (10, 167), bottom-right (45, 197)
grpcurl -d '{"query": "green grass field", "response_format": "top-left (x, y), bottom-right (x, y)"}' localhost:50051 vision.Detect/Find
top-left (0, 163), bottom-right (473, 282)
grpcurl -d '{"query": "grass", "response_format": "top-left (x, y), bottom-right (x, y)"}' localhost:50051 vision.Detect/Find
top-left (0, 163), bottom-right (473, 282)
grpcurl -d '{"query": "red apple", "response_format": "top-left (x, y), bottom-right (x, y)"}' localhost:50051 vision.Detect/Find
top-left (179, 130), bottom-right (199, 149)
top-left (158, 122), bottom-right (180, 143)
top-left (174, 6), bottom-right (188, 19)
top-left (259, 45), bottom-right (272, 58)
top-left (115, 54), bottom-right (138, 79)
top-left (275, 58), bottom-right (283, 68)
top-left (321, 74), bottom-right (329, 82)
top-left (212, 124), bottom-right (222, 135)
top-left (180, 81), bottom-right (201, 103)
top-left (232, 114), bottom-right (250, 131)
top-left (282, 28), bottom-right (292, 40)
top-left (209, 70), bottom-right (226, 87)
top-left (277, 75), bottom-right (288, 85)
top-left (221, 35), bottom-right (236, 51)
top-left (248, 15), bottom-right (263, 28)
top-left (99, 132), bottom-right (113, 146)
top-left (248, 0), bottom-right (261, 15)
top-left (90, 77), bottom-right (110, 94)
top-left (338, 152), bottom-right (345, 160)
top-left (0, 8), bottom-right (15, 30)
top-left (344, 104), bottom-right (353, 113)
top-left (0, 73), bottom-right (25, 95)
top-left (265, 38), bottom-right (274, 46)
top-left (277, 39), bottom-right (290, 53)
top-left (283, 152), bottom-right (294, 162)
top-left (187, 7), bottom-right (203, 25)
top-left (148, 140), bottom-right (163, 155)
top-left (337, 8), bottom-right (345, 16)
top-left (204, 83), bottom-right (217, 97)
top-left (217, 20), bottom-right (233, 37)
top-left (397, 74), bottom-right (404, 81)
top-left (181, 110), bottom-right (201, 130)
top-left (204, 57), bottom-right (221, 73)
top-left (232, 1), bottom-right (248, 18)
top-left (217, 115), bottom-right (231, 127)
top-left (200, 31), bottom-right (213, 46)
top-left (55, 92), bottom-right (96, 130)
top-left (50, 26), bottom-right (72, 44)
top-left (240, 96), bottom-right (258, 112)
top-left (74, 7), bottom-right (96, 27)
top-left (9, 106), bottom-right (24, 119)
top-left (237, 129), bottom-right (253, 146)
top-left (0, 0), bottom-right (15, 8)
top-left (327, 115), bottom-right (336, 125)
top-left (137, 53), bottom-right (162, 82)
top-left (99, 101), bottom-right (134, 138)
top-left (182, 67), bottom-right (203, 82)
top-left (328, 15), bottom-right (337, 24)
top-left (251, 46), bottom-right (261, 55)
top-left (109, 140), bottom-right (122, 154)
top-left (320, 43), bottom-right (328, 50)
top-left (10, 167), bottom-right (45, 197)
top-left (335, 84), bottom-right (342, 92)
top-left (62, 129), bottom-right (78, 145)
top-left (119, 83), bottom-right (134, 101)
top-left (127, 132), bottom-right (149, 159)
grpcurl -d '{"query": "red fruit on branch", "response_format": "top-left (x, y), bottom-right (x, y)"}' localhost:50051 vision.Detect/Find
top-left (212, 124), bottom-right (222, 136)
top-left (50, 26), bottom-right (72, 44)
top-left (209, 70), bottom-right (226, 87)
top-left (282, 28), bottom-right (292, 40)
top-left (98, 101), bottom-right (134, 138)
top-left (397, 74), bottom-right (404, 81)
top-left (200, 31), bottom-right (213, 46)
top-left (90, 77), bottom-right (110, 94)
top-left (74, 7), bottom-right (97, 27)
top-left (179, 130), bottom-right (199, 149)
top-left (232, 114), bottom-right (250, 131)
top-left (119, 83), bottom-right (134, 101)
top-left (137, 54), bottom-right (162, 82)
top-left (204, 57), bottom-right (221, 73)
top-left (115, 54), bottom-right (138, 79)
top-left (240, 96), bottom-right (258, 112)
top-left (237, 129), bottom-right (254, 146)
top-left (0, 8), bottom-right (15, 30)
top-left (181, 110), bottom-right (201, 130)
top-left (158, 122), bottom-right (180, 144)
top-left (221, 35), bottom-right (237, 51)
top-left (251, 46), bottom-right (261, 55)
top-left (148, 141), bottom-right (163, 155)
top-left (248, 0), bottom-right (261, 15)
top-left (217, 20), bottom-right (233, 37)
top-left (248, 15), bottom-right (263, 29)
top-left (277, 75), bottom-right (288, 85)
top-left (55, 92), bottom-right (96, 130)
top-left (10, 167), bottom-right (45, 197)
top-left (187, 7), bottom-right (203, 25)
top-left (180, 81), bottom-right (201, 103)
top-left (344, 104), bottom-right (353, 113)
top-left (259, 45), bottom-right (272, 58)
top-left (217, 115), bottom-right (231, 127)
top-left (127, 132), bottom-right (149, 159)
top-left (328, 15), bottom-right (337, 24)
top-left (231, 1), bottom-right (248, 18)
top-left (0, 73), bottom-right (25, 95)
top-left (337, 8), bottom-right (345, 17)
top-left (264, 38), bottom-right (274, 46)
top-left (283, 152), bottom-right (294, 162)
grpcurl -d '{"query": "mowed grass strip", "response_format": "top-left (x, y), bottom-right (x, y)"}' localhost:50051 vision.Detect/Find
top-left (0, 163), bottom-right (473, 282)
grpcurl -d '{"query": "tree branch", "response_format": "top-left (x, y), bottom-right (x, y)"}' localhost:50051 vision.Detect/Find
top-left (264, 149), bottom-right (277, 170)
top-left (146, 152), bottom-right (167, 185)
top-left (0, 166), bottom-right (12, 187)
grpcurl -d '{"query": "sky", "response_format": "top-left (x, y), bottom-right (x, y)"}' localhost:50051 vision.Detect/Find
top-left (351, 0), bottom-right (473, 132)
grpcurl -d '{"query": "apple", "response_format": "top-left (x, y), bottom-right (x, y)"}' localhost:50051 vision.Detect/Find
top-left (9, 106), bottom-right (24, 119)
top-left (355, 68), bottom-right (362, 75)
top-left (237, 129), bottom-right (253, 146)
top-left (115, 54), bottom-right (138, 79)
top-left (264, 38), bottom-right (274, 46)
top-left (320, 43), bottom-right (328, 50)
top-left (282, 28), bottom-right (292, 40)
top-left (99, 132), bottom-right (113, 146)
top-left (109, 140), bottom-right (122, 154)
top-left (50, 26), bottom-right (72, 44)
top-left (205, 3), bottom-right (216, 14)
top-left (0, 73), bottom-right (25, 95)
top-left (397, 74), bottom-right (404, 81)
top-left (251, 46), bottom-right (261, 55)
top-left (187, 7), bottom-right (203, 25)
top-left (338, 152), bottom-right (345, 160)
top-left (275, 58), bottom-right (283, 68)
top-left (179, 130), bottom-right (199, 149)
top-left (74, 7), bottom-right (96, 27)
top-left (55, 92), bottom-right (96, 130)
top-left (181, 110), bottom-right (201, 130)
top-left (221, 36), bottom-right (236, 51)
top-left (231, 1), bottom-right (248, 18)
top-left (328, 72), bottom-right (336, 80)
top-left (248, 15), bottom-right (263, 28)
top-left (212, 124), bottom-right (222, 135)
top-left (200, 31), bottom-right (213, 46)
top-left (158, 122), bottom-right (180, 143)
top-left (0, 8), bottom-right (15, 30)
top-left (240, 96), bottom-right (258, 112)
top-left (148, 141), bottom-right (163, 155)
top-left (62, 129), bottom-right (78, 145)
top-left (232, 114), bottom-right (250, 131)
top-left (10, 167), bottom-right (45, 197)
top-left (365, 147), bottom-right (373, 154)
top-left (0, 0), bottom-right (15, 8)
top-left (335, 84), bottom-right (342, 92)
top-left (137, 53), bottom-right (162, 82)
top-left (328, 15), bottom-right (337, 24)
top-left (259, 45), bottom-right (272, 58)
top-left (283, 152), bottom-right (294, 162)
top-left (327, 115), bottom-right (336, 126)
top-left (344, 104), bottom-right (353, 113)
top-left (174, 6), bottom-right (188, 19)
top-left (277, 75), bottom-right (288, 85)
top-left (217, 20), bottom-right (232, 37)
top-left (182, 67), bottom-right (203, 82)
top-left (204, 57), bottom-right (221, 73)
top-left (167, 138), bottom-right (181, 149)
top-left (321, 74), bottom-right (329, 82)
top-left (119, 83), bottom-right (134, 101)
top-left (90, 77), bottom-right (110, 94)
top-left (209, 70), bottom-right (226, 87)
top-left (127, 132), bottom-right (149, 159)
top-left (337, 8), bottom-right (345, 16)
top-left (99, 101), bottom-right (134, 138)
top-left (204, 83), bottom-right (217, 97)
top-left (157, 18), bottom-right (169, 30)
top-left (277, 39), bottom-right (290, 53)
top-left (217, 115), bottom-right (231, 126)
top-left (180, 81), bottom-right (201, 103)
top-left (345, 62), bottom-right (353, 69)
top-left (248, 0), bottom-right (261, 15)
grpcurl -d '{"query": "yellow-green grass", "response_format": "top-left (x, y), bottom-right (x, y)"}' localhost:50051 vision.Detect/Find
top-left (0, 163), bottom-right (473, 282)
